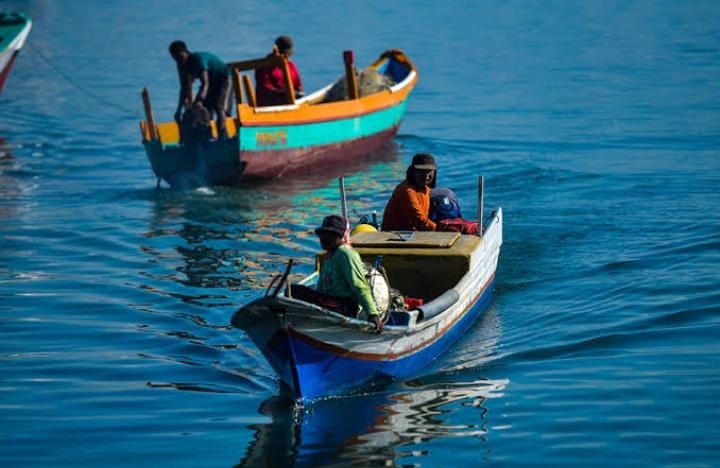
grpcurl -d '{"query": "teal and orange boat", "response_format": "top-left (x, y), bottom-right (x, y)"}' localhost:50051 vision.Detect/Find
top-left (139, 49), bottom-right (418, 188)
top-left (0, 12), bottom-right (32, 95)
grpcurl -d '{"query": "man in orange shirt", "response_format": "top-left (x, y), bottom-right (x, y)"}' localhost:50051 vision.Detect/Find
top-left (381, 153), bottom-right (438, 231)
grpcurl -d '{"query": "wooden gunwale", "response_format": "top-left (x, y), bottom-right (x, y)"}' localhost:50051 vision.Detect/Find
top-left (236, 70), bottom-right (417, 127)
top-left (286, 273), bottom-right (495, 361)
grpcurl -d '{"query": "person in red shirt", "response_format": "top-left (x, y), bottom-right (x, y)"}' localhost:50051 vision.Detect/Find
top-left (381, 153), bottom-right (438, 231)
top-left (255, 35), bottom-right (304, 107)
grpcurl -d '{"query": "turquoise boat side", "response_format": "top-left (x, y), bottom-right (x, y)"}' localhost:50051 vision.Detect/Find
top-left (0, 12), bottom-right (30, 52)
top-left (240, 100), bottom-right (409, 151)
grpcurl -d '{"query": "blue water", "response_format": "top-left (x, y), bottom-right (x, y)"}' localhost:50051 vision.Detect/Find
top-left (2, 0), bottom-right (719, 466)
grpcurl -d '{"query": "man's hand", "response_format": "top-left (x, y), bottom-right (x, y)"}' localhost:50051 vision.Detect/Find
top-left (373, 315), bottom-right (383, 334)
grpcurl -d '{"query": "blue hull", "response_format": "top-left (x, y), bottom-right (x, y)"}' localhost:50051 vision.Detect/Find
top-left (267, 279), bottom-right (495, 400)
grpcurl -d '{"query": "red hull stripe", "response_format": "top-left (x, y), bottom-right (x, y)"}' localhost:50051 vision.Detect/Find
top-left (241, 125), bottom-right (398, 178)
top-left (0, 52), bottom-right (19, 94)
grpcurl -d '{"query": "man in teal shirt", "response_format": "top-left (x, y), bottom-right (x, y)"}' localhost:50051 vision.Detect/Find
top-left (315, 215), bottom-right (383, 333)
top-left (169, 40), bottom-right (231, 139)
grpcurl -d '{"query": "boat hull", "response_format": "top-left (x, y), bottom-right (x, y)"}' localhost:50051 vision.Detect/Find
top-left (0, 51), bottom-right (19, 92)
top-left (143, 137), bottom-right (241, 188)
top-left (258, 277), bottom-right (494, 400)
top-left (240, 123), bottom-right (400, 179)
top-left (0, 12), bottom-right (32, 94)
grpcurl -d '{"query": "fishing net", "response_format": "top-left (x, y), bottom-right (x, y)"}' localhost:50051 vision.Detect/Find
top-left (321, 68), bottom-right (395, 103)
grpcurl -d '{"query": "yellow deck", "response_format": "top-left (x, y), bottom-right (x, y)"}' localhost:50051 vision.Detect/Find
top-left (350, 230), bottom-right (460, 249)
top-left (318, 232), bottom-right (481, 302)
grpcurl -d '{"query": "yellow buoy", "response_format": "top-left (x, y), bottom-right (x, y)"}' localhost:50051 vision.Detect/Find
top-left (351, 224), bottom-right (377, 235)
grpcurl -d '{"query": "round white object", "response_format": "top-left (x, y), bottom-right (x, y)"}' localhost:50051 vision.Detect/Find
top-left (365, 265), bottom-right (390, 313)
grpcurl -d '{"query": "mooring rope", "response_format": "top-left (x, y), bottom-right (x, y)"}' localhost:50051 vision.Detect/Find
top-left (27, 42), bottom-right (141, 117)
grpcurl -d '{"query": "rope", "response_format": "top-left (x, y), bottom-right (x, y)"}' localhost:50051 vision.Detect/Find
top-left (27, 43), bottom-right (141, 117)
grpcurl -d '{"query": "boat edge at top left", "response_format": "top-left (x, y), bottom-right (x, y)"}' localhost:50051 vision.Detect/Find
top-left (0, 11), bottom-right (33, 95)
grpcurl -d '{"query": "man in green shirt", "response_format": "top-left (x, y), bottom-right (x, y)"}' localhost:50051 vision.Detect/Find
top-left (315, 215), bottom-right (383, 333)
top-left (169, 40), bottom-right (231, 139)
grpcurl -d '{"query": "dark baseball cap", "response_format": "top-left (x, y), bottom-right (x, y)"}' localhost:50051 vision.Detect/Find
top-left (274, 35), bottom-right (294, 53)
top-left (411, 153), bottom-right (436, 170)
top-left (314, 215), bottom-right (346, 237)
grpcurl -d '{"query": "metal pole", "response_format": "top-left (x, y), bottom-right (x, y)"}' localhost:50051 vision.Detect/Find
top-left (338, 177), bottom-right (351, 242)
top-left (478, 175), bottom-right (484, 236)
top-left (338, 177), bottom-right (348, 221)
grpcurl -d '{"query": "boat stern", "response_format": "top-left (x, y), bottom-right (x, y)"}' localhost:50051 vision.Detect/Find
top-left (138, 91), bottom-right (243, 187)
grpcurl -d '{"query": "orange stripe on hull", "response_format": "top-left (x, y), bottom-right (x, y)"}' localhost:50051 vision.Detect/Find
top-left (237, 75), bottom-right (417, 127)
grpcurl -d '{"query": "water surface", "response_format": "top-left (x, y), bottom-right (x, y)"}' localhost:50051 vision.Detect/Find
top-left (1, 0), bottom-right (719, 466)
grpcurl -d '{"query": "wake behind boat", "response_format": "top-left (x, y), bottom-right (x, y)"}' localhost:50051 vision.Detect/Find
top-left (231, 182), bottom-right (502, 400)
top-left (0, 12), bottom-right (32, 95)
top-left (140, 49), bottom-right (417, 188)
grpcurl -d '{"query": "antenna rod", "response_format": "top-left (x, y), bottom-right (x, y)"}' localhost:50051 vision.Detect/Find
top-left (339, 177), bottom-right (348, 221)
top-left (478, 175), bottom-right (484, 236)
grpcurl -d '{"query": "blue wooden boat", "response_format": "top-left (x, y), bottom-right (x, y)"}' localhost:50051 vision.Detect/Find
top-left (231, 209), bottom-right (503, 400)
top-left (240, 378), bottom-right (508, 465)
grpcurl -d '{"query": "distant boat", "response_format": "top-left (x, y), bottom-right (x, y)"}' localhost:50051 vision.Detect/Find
top-left (139, 49), bottom-right (418, 188)
top-left (0, 12), bottom-right (32, 94)
top-left (231, 205), bottom-right (503, 400)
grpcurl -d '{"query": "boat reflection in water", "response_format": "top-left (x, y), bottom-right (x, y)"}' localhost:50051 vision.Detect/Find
top-left (236, 309), bottom-right (505, 467)
top-left (140, 140), bottom-right (402, 299)
top-left (0, 136), bottom-right (28, 221)
top-left (237, 377), bottom-right (507, 467)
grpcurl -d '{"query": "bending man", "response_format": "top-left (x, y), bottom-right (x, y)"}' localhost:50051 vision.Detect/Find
top-left (169, 40), bottom-right (231, 139)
